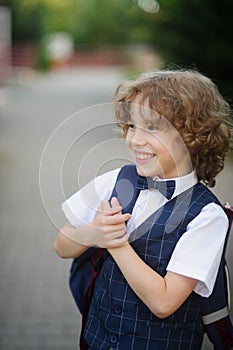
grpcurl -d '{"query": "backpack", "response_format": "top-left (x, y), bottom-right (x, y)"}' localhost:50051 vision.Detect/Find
top-left (202, 203), bottom-right (233, 349)
top-left (69, 166), bottom-right (233, 349)
top-left (69, 247), bottom-right (106, 350)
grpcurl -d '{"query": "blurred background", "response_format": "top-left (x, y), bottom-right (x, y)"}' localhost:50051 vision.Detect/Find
top-left (0, 0), bottom-right (233, 349)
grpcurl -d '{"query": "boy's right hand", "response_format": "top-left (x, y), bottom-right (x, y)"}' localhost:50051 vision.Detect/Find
top-left (78, 197), bottom-right (131, 248)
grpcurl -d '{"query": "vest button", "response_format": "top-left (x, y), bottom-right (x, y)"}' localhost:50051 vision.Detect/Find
top-left (114, 305), bottom-right (122, 314)
top-left (110, 334), bottom-right (118, 344)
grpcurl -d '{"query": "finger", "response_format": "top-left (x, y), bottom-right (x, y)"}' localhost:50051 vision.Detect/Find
top-left (103, 221), bottom-right (127, 235)
top-left (110, 197), bottom-right (133, 217)
top-left (103, 213), bottom-right (131, 225)
top-left (105, 229), bottom-right (128, 240)
top-left (107, 233), bottom-right (130, 248)
top-left (100, 199), bottom-right (112, 215)
top-left (101, 199), bottom-right (122, 216)
top-left (110, 197), bottom-right (121, 211)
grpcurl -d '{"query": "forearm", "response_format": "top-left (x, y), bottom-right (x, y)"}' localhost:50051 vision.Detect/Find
top-left (108, 244), bottom-right (167, 316)
top-left (54, 223), bottom-right (89, 259)
top-left (108, 244), bottom-right (197, 318)
top-left (54, 207), bottom-right (131, 258)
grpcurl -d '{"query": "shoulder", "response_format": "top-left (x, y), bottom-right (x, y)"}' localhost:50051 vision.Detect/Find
top-left (66, 167), bottom-right (121, 203)
top-left (188, 201), bottom-right (228, 233)
top-left (92, 168), bottom-right (121, 189)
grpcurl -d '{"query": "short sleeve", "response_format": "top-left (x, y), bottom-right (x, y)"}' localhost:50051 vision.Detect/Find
top-left (166, 203), bottom-right (228, 297)
top-left (62, 168), bottom-right (120, 227)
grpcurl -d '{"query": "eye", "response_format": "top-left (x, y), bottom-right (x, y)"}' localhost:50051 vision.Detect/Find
top-left (127, 122), bottom-right (135, 130)
top-left (147, 124), bottom-right (158, 132)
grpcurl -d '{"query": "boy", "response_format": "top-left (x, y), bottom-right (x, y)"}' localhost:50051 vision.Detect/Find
top-left (54, 70), bottom-right (232, 349)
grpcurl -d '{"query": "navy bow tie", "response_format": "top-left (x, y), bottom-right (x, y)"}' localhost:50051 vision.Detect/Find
top-left (136, 176), bottom-right (176, 199)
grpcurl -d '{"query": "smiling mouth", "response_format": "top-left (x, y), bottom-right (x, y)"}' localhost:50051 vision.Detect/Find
top-left (135, 152), bottom-right (155, 160)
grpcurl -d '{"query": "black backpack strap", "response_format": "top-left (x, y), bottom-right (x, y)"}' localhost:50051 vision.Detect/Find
top-left (109, 164), bottom-right (140, 214)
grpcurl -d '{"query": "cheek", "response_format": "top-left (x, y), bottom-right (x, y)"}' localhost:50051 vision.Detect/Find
top-left (155, 137), bottom-right (176, 163)
top-left (160, 138), bottom-right (189, 171)
top-left (158, 133), bottom-right (177, 152)
top-left (149, 133), bottom-right (168, 153)
top-left (172, 136), bottom-right (189, 159)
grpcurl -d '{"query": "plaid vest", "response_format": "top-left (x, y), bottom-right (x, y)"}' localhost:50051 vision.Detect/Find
top-left (84, 165), bottom-right (221, 350)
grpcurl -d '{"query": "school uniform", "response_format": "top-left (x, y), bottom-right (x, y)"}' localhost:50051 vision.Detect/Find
top-left (62, 165), bottom-right (228, 350)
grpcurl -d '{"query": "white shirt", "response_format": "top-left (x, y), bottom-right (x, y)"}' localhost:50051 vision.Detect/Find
top-left (62, 168), bottom-right (228, 297)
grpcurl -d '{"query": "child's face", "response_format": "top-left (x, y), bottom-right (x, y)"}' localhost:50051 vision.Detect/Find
top-left (125, 98), bottom-right (192, 179)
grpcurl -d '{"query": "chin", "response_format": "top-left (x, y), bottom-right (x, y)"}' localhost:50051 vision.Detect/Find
top-left (135, 165), bottom-right (156, 178)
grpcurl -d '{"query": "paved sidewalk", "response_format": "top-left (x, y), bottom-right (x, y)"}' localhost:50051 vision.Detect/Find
top-left (0, 67), bottom-right (124, 350)
top-left (0, 67), bottom-right (232, 350)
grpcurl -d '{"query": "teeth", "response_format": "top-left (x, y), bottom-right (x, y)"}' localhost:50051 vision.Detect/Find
top-left (136, 153), bottom-right (154, 160)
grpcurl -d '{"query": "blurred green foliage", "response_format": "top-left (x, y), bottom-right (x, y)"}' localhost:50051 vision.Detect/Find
top-left (10, 0), bottom-right (138, 43)
top-left (9, 0), bottom-right (233, 98)
top-left (149, 0), bottom-right (233, 99)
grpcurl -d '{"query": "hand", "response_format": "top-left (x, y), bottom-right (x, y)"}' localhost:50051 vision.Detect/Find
top-left (79, 197), bottom-right (131, 248)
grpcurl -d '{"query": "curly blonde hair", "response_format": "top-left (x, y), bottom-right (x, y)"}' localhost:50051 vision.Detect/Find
top-left (113, 69), bottom-right (232, 187)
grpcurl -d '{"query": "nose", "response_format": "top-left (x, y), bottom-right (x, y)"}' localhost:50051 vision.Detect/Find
top-left (128, 127), bottom-right (147, 146)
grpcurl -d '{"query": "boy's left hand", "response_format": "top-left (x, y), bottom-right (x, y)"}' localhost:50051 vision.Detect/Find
top-left (101, 196), bottom-right (130, 247)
